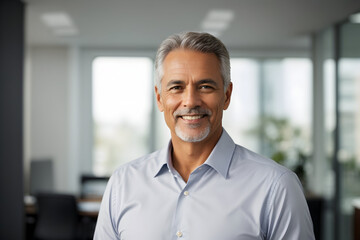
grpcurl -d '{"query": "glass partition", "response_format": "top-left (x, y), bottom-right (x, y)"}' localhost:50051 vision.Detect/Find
top-left (338, 21), bottom-right (360, 240)
top-left (316, 27), bottom-right (337, 240)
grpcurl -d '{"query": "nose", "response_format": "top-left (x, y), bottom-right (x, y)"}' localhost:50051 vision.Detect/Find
top-left (182, 87), bottom-right (201, 108)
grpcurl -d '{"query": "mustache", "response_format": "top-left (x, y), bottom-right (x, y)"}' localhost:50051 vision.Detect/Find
top-left (173, 107), bottom-right (212, 118)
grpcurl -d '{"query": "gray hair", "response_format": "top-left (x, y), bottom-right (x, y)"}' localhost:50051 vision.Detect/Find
top-left (154, 32), bottom-right (231, 92)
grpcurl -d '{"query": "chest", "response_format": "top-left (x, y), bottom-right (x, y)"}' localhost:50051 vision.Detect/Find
top-left (116, 172), bottom-right (268, 240)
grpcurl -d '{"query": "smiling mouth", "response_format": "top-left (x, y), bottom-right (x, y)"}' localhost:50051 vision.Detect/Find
top-left (180, 115), bottom-right (207, 120)
top-left (174, 107), bottom-right (212, 121)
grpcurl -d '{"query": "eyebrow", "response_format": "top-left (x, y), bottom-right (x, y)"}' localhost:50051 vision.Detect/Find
top-left (165, 79), bottom-right (219, 88)
top-left (166, 80), bottom-right (184, 88)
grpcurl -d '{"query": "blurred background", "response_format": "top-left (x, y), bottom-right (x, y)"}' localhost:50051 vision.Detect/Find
top-left (1, 0), bottom-right (360, 239)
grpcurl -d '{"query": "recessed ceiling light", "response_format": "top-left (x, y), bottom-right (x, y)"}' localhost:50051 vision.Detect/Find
top-left (201, 21), bottom-right (229, 31)
top-left (200, 9), bottom-right (234, 36)
top-left (207, 10), bottom-right (234, 22)
top-left (349, 12), bottom-right (360, 23)
top-left (40, 12), bottom-right (78, 37)
top-left (41, 12), bottom-right (73, 28)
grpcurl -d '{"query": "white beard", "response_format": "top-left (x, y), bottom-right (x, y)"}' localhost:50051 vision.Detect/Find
top-left (175, 124), bottom-right (210, 142)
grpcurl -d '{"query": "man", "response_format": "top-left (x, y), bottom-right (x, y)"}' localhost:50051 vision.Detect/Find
top-left (94, 32), bottom-right (315, 239)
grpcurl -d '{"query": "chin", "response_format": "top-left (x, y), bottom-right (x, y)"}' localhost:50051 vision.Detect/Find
top-left (175, 126), bottom-right (210, 143)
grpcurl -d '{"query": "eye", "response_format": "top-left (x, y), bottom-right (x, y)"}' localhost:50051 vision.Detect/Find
top-left (169, 85), bottom-right (182, 91)
top-left (199, 85), bottom-right (215, 91)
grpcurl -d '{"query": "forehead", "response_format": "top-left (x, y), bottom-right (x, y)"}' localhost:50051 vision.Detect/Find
top-left (162, 49), bottom-right (221, 78)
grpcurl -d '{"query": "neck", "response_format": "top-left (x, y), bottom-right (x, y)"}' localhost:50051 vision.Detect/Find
top-left (171, 129), bottom-right (222, 182)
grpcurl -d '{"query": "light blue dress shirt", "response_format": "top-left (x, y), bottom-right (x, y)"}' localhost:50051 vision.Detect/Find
top-left (94, 129), bottom-right (315, 240)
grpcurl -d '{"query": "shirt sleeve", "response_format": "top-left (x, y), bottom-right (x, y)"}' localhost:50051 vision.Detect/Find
top-left (265, 171), bottom-right (315, 240)
top-left (93, 175), bottom-right (120, 240)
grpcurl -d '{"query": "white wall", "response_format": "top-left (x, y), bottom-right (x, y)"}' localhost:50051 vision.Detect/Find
top-left (25, 46), bottom-right (80, 194)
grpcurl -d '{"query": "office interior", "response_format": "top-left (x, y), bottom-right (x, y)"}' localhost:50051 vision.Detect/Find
top-left (1, 0), bottom-right (360, 239)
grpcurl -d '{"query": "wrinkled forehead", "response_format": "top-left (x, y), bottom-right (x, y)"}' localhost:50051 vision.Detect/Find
top-left (163, 49), bottom-right (220, 71)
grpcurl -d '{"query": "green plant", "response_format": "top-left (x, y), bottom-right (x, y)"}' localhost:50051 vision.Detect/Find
top-left (248, 115), bottom-right (311, 188)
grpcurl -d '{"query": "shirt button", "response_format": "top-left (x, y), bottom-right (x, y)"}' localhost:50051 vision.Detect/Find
top-left (183, 191), bottom-right (189, 196)
top-left (176, 231), bottom-right (183, 237)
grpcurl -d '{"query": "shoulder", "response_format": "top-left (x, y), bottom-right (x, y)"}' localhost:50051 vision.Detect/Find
top-left (112, 149), bottom-right (164, 179)
top-left (108, 148), bottom-right (167, 190)
top-left (102, 148), bottom-right (166, 213)
top-left (231, 144), bottom-right (295, 182)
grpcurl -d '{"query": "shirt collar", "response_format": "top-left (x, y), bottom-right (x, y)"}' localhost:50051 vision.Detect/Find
top-left (203, 129), bottom-right (235, 179)
top-left (153, 142), bottom-right (173, 178)
top-left (153, 128), bottom-right (236, 179)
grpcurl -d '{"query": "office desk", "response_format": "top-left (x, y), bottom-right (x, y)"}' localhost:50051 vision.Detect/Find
top-left (77, 198), bottom-right (102, 217)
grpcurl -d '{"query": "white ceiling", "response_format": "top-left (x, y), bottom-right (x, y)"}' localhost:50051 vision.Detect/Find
top-left (25, 0), bottom-right (360, 51)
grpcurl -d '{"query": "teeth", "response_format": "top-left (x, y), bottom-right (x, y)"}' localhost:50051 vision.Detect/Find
top-left (182, 115), bottom-right (202, 120)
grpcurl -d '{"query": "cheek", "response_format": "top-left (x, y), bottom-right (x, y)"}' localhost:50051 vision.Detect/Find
top-left (162, 95), bottom-right (181, 112)
top-left (209, 99), bottom-right (225, 120)
top-left (208, 96), bottom-right (225, 110)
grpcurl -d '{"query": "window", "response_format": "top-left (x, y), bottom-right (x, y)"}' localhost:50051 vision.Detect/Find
top-left (224, 58), bottom-right (312, 182)
top-left (261, 58), bottom-right (312, 170)
top-left (92, 57), bottom-right (153, 175)
top-left (223, 59), bottom-right (260, 152)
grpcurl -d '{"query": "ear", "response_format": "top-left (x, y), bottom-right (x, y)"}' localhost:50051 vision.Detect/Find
top-left (223, 82), bottom-right (233, 110)
top-left (155, 86), bottom-right (164, 112)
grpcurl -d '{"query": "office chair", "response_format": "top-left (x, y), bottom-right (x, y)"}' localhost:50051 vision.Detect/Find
top-left (34, 193), bottom-right (79, 240)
